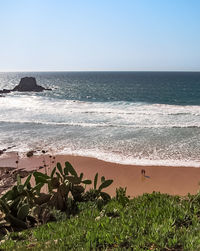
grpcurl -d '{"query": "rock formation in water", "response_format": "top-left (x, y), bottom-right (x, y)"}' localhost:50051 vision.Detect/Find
top-left (0, 77), bottom-right (52, 94)
top-left (12, 77), bottom-right (52, 92)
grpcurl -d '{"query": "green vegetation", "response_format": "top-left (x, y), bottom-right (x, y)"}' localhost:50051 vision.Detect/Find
top-left (0, 162), bottom-right (200, 250)
top-left (0, 161), bottom-right (113, 233)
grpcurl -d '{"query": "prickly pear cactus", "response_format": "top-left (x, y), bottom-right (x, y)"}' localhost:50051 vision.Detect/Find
top-left (51, 177), bottom-right (60, 189)
top-left (35, 193), bottom-right (51, 205)
top-left (17, 204), bottom-right (29, 220)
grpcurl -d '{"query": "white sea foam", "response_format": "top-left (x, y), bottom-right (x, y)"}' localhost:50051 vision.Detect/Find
top-left (0, 94), bottom-right (200, 168)
top-left (9, 145), bottom-right (200, 168)
top-left (0, 95), bottom-right (200, 128)
top-left (0, 119), bottom-right (200, 129)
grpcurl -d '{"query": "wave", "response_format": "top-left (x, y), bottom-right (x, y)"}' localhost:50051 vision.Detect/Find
top-left (1, 95), bottom-right (200, 116)
top-left (7, 147), bottom-right (200, 168)
top-left (67, 110), bottom-right (200, 117)
top-left (0, 98), bottom-right (200, 118)
top-left (58, 150), bottom-right (200, 168)
top-left (0, 95), bottom-right (200, 131)
top-left (0, 119), bottom-right (200, 129)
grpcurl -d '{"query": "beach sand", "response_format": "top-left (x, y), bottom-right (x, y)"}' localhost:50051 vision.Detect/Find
top-left (0, 152), bottom-right (200, 197)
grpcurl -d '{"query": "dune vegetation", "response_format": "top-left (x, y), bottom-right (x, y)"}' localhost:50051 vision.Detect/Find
top-left (0, 162), bottom-right (200, 250)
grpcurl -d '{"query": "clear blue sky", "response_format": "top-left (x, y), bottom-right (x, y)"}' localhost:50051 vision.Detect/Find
top-left (0, 0), bottom-right (200, 71)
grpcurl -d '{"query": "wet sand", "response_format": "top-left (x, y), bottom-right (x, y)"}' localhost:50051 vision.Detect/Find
top-left (0, 152), bottom-right (200, 197)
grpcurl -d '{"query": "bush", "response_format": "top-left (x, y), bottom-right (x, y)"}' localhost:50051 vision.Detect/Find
top-left (0, 161), bottom-right (113, 235)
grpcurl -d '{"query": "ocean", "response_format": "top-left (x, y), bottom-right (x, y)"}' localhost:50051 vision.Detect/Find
top-left (0, 71), bottom-right (200, 167)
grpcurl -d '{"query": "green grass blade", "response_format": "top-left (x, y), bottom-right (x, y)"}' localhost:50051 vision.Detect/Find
top-left (98, 179), bottom-right (113, 191)
top-left (51, 167), bottom-right (56, 178)
top-left (65, 161), bottom-right (77, 177)
top-left (23, 174), bottom-right (32, 188)
top-left (57, 162), bottom-right (64, 177)
top-left (94, 173), bottom-right (98, 190)
top-left (82, 179), bottom-right (92, 185)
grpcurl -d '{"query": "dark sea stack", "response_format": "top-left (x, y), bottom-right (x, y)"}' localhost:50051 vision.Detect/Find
top-left (0, 77), bottom-right (51, 94)
top-left (12, 77), bottom-right (52, 92)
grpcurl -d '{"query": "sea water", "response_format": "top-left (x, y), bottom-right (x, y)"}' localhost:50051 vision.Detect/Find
top-left (0, 71), bottom-right (200, 167)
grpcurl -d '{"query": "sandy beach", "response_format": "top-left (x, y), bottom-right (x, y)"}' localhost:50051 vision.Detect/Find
top-left (0, 152), bottom-right (200, 197)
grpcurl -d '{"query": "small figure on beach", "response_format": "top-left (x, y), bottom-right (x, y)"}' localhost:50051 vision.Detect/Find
top-left (141, 169), bottom-right (146, 177)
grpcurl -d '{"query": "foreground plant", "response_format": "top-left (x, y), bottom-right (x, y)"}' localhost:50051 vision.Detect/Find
top-left (1, 192), bottom-right (200, 251)
top-left (0, 161), bottom-right (113, 236)
top-left (83, 173), bottom-right (113, 202)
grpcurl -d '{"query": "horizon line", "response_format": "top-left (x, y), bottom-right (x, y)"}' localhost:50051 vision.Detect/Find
top-left (0, 70), bottom-right (200, 73)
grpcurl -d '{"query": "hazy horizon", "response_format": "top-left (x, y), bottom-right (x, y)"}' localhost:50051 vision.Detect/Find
top-left (1, 70), bottom-right (200, 73)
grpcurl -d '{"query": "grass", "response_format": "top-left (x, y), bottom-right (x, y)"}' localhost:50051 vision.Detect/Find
top-left (1, 191), bottom-right (200, 250)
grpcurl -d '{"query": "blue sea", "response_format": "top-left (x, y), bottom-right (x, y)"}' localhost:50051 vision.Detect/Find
top-left (0, 72), bottom-right (200, 167)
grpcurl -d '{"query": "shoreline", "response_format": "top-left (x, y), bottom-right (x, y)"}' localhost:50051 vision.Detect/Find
top-left (0, 152), bottom-right (200, 197)
top-left (1, 150), bottom-right (200, 168)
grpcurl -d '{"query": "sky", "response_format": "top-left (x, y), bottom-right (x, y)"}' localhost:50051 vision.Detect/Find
top-left (0, 0), bottom-right (200, 71)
